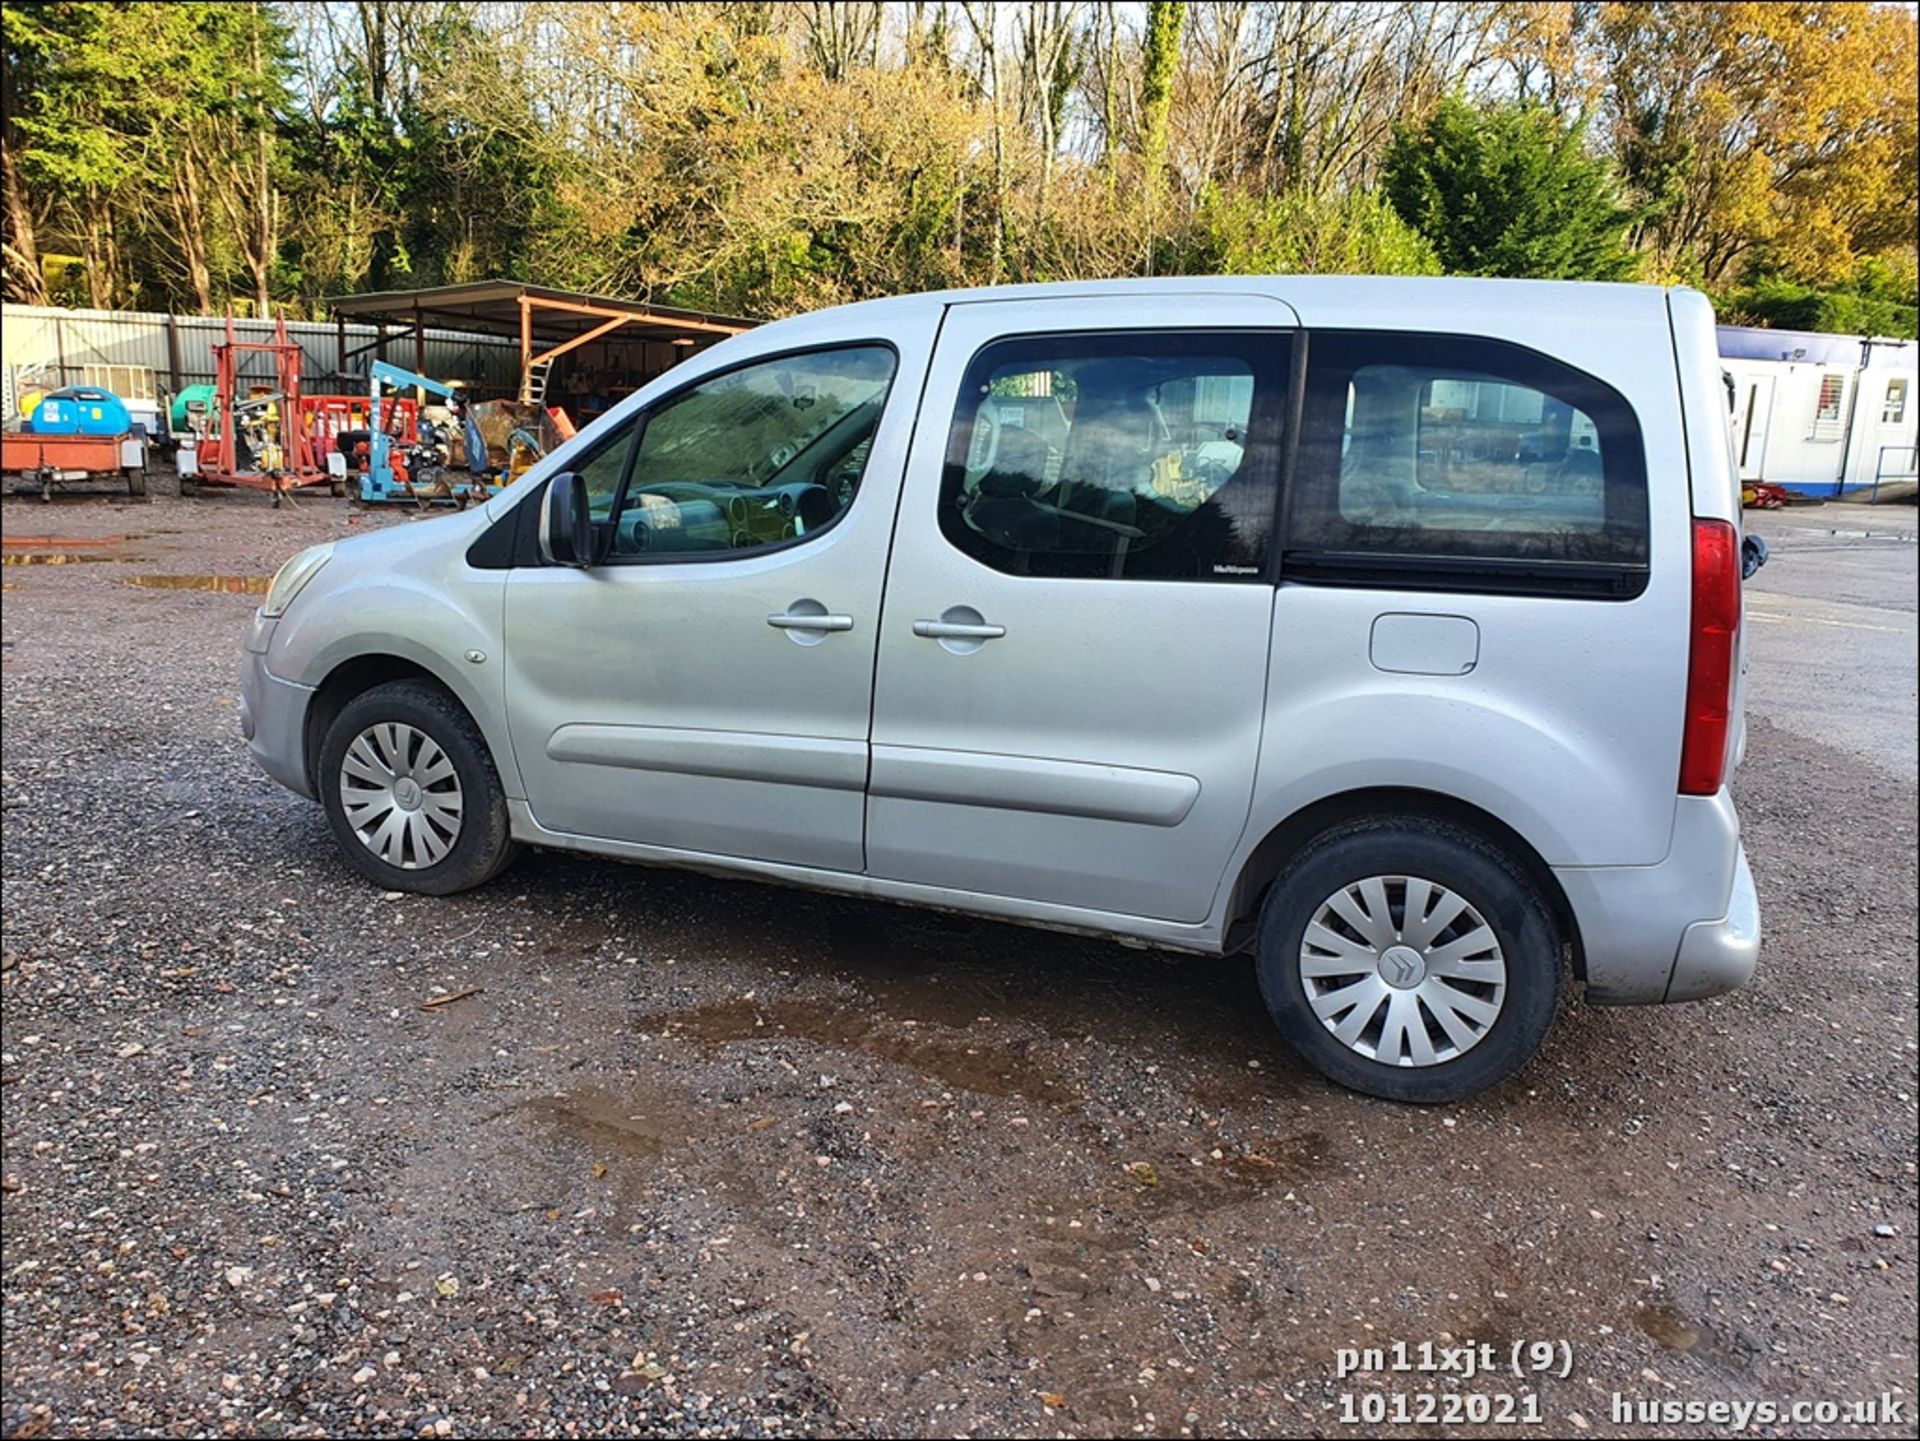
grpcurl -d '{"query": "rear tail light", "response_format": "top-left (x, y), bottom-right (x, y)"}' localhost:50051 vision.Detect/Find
top-left (1679, 518), bottom-right (1740, 795)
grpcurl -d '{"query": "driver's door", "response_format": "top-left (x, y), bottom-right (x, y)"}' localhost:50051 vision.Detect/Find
top-left (501, 327), bottom-right (931, 870)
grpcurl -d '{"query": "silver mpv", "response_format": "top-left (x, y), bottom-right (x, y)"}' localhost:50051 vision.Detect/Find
top-left (242, 277), bottom-right (1761, 1102)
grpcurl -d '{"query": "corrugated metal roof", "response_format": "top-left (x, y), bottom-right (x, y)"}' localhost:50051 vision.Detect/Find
top-left (325, 280), bottom-right (759, 343)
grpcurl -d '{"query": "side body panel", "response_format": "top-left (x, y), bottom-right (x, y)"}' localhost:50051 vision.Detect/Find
top-left (1226, 281), bottom-right (1694, 946)
top-left (498, 301), bottom-right (943, 871)
top-left (261, 510), bottom-right (517, 795)
top-left (866, 294), bottom-right (1299, 924)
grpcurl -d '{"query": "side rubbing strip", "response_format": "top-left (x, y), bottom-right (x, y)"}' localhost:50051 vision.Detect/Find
top-left (870, 746), bottom-right (1200, 827)
top-left (547, 726), bottom-right (867, 792)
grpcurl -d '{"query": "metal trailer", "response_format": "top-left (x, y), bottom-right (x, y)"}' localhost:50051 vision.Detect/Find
top-left (1, 429), bottom-right (147, 500)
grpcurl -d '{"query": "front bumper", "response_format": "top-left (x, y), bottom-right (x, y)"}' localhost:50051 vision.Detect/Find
top-left (240, 616), bottom-right (316, 800)
top-left (1555, 789), bottom-right (1761, 1005)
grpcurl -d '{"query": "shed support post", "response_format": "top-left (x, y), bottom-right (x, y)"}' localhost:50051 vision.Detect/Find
top-left (164, 313), bottom-right (184, 395)
top-left (518, 296), bottom-right (532, 403)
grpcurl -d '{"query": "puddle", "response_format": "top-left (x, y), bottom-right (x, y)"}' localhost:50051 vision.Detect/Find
top-left (1632, 1302), bottom-right (1757, 1374)
top-left (2, 535), bottom-right (128, 549)
top-left (636, 996), bottom-right (1074, 1103)
top-left (1121, 1128), bottom-right (1330, 1217)
top-left (126, 574), bottom-right (270, 594)
top-left (1, 551), bottom-right (127, 566)
top-left (522, 1086), bottom-right (685, 1159)
top-left (636, 896), bottom-right (1290, 1108)
top-left (1635, 1304), bottom-right (1700, 1351)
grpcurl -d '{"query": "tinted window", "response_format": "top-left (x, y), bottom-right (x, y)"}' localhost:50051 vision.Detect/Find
top-left (570, 345), bottom-right (895, 560)
top-left (940, 332), bottom-right (1289, 581)
top-left (1291, 333), bottom-right (1649, 581)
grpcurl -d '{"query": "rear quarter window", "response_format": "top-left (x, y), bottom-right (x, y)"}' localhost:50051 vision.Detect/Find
top-left (1289, 332), bottom-right (1650, 597)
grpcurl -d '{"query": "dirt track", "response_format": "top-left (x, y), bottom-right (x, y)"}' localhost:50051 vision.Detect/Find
top-left (2, 483), bottom-right (1915, 1438)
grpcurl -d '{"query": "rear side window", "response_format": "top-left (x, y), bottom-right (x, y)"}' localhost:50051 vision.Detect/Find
top-left (940, 332), bottom-right (1290, 581)
top-left (1290, 333), bottom-right (1649, 595)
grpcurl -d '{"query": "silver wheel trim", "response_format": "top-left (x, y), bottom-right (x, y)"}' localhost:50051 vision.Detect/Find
top-left (1298, 874), bottom-right (1507, 1068)
top-left (338, 722), bottom-right (464, 870)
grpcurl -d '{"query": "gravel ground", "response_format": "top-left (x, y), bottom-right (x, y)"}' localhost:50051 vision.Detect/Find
top-left (2, 480), bottom-right (1916, 1439)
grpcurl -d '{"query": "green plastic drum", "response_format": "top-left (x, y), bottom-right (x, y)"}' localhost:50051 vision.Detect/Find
top-left (169, 384), bottom-right (216, 432)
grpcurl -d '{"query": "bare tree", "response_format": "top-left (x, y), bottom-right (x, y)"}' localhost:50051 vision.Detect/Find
top-left (1011, 2), bottom-right (1081, 265)
top-left (802, 2), bottom-right (885, 79)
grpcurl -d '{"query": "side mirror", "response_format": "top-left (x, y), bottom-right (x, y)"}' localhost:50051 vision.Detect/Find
top-left (1741, 533), bottom-right (1769, 580)
top-left (539, 471), bottom-right (595, 567)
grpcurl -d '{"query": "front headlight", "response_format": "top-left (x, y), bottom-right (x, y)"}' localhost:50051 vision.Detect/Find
top-left (261, 543), bottom-right (335, 618)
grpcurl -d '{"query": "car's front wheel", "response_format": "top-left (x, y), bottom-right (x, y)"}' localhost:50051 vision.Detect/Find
top-left (318, 680), bottom-right (518, 895)
top-left (1255, 816), bottom-right (1564, 1103)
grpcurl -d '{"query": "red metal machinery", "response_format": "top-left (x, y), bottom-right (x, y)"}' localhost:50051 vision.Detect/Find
top-left (196, 315), bottom-right (328, 505)
top-left (299, 395), bottom-right (417, 461)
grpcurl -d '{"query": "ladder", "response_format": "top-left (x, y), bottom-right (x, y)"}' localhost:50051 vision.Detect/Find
top-left (519, 358), bottom-right (553, 406)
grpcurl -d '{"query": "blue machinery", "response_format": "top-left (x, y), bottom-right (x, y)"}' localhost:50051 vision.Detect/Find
top-left (357, 361), bottom-right (501, 506)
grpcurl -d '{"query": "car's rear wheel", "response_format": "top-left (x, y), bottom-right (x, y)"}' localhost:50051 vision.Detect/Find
top-left (318, 680), bottom-right (517, 895)
top-left (1255, 816), bottom-right (1563, 1103)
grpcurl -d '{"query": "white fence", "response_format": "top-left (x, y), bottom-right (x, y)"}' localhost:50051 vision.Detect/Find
top-left (1, 304), bottom-right (521, 411)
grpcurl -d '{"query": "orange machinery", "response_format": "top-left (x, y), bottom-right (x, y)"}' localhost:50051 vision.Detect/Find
top-left (196, 315), bottom-right (326, 505)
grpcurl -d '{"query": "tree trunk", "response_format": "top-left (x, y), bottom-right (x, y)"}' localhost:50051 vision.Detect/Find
top-left (1138, 0), bottom-right (1186, 273)
top-left (173, 163), bottom-right (214, 313)
top-left (82, 194), bottom-right (110, 308)
top-left (0, 47), bottom-right (47, 305)
top-left (1099, 2), bottom-right (1121, 192)
top-left (250, 7), bottom-right (275, 316)
top-left (964, 2), bottom-right (1008, 284)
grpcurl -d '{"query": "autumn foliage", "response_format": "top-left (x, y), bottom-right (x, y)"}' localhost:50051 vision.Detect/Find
top-left (3, 2), bottom-right (1915, 334)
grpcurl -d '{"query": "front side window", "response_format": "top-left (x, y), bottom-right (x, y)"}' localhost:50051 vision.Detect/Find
top-left (939, 332), bottom-right (1289, 581)
top-left (1290, 333), bottom-right (1649, 593)
top-left (573, 345), bottom-right (896, 559)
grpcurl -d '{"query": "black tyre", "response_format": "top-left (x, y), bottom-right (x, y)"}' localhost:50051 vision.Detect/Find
top-left (1255, 816), bottom-right (1563, 1103)
top-left (126, 467), bottom-right (147, 496)
top-left (318, 680), bottom-right (518, 895)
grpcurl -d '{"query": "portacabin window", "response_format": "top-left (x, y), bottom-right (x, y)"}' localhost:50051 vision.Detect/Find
top-left (938, 331), bottom-right (1291, 582)
top-left (1885, 377), bottom-right (1909, 425)
top-left (1286, 332), bottom-right (1651, 599)
top-left (1815, 373), bottom-right (1846, 419)
top-left (1808, 372), bottom-right (1848, 441)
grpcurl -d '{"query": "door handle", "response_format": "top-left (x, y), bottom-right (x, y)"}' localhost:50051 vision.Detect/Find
top-left (768, 611), bottom-right (854, 632)
top-left (912, 619), bottom-right (1005, 640)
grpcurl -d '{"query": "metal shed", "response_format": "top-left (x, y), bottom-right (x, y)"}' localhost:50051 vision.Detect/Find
top-left (326, 281), bottom-right (760, 422)
top-left (2, 302), bottom-right (522, 410)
